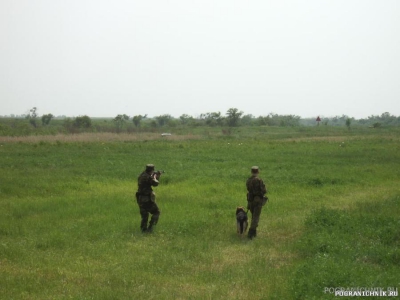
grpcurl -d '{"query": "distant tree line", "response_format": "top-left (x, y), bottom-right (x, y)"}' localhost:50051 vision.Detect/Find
top-left (299, 112), bottom-right (400, 128)
top-left (0, 108), bottom-right (399, 136)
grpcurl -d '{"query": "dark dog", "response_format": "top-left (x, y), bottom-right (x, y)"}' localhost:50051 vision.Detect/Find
top-left (236, 206), bottom-right (248, 237)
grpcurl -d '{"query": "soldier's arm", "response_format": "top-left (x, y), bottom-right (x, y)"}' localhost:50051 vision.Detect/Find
top-left (261, 180), bottom-right (267, 195)
top-left (150, 174), bottom-right (159, 186)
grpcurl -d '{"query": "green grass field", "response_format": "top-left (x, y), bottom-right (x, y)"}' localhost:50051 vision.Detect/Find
top-left (0, 127), bottom-right (399, 299)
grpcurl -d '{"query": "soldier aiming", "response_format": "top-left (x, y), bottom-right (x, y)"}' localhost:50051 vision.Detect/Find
top-left (136, 164), bottom-right (162, 233)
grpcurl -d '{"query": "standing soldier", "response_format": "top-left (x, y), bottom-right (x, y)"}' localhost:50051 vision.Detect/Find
top-left (136, 164), bottom-right (162, 233)
top-left (246, 166), bottom-right (268, 239)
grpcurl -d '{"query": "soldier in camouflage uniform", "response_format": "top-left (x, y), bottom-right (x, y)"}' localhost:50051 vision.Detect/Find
top-left (246, 166), bottom-right (267, 239)
top-left (136, 164), bottom-right (161, 233)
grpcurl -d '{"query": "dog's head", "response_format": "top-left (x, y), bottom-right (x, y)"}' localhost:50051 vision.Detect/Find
top-left (236, 206), bottom-right (248, 224)
top-left (236, 206), bottom-right (246, 215)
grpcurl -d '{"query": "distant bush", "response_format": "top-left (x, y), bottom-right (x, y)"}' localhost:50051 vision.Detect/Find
top-left (74, 115), bottom-right (92, 129)
top-left (41, 114), bottom-right (54, 126)
top-left (62, 116), bottom-right (92, 133)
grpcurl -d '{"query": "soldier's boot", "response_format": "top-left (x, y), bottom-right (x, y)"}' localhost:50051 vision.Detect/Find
top-left (147, 223), bottom-right (154, 233)
top-left (147, 220), bottom-right (157, 233)
top-left (147, 214), bottom-right (159, 233)
top-left (140, 212), bottom-right (149, 233)
top-left (140, 220), bottom-right (148, 233)
top-left (248, 228), bottom-right (256, 239)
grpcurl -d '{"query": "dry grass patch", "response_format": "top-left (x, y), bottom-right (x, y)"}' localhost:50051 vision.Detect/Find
top-left (0, 132), bottom-right (202, 143)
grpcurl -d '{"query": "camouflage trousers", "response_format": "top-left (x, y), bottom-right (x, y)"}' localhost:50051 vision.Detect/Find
top-left (247, 196), bottom-right (264, 230)
top-left (136, 194), bottom-right (160, 231)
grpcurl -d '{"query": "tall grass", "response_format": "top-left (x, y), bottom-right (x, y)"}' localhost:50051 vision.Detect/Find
top-left (292, 196), bottom-right (400, 299)
top-left (0, 127), bottom-right (399, 299)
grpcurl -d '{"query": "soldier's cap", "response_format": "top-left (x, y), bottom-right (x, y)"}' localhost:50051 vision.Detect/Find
top-left (251, 166), bottom-right (259, 172)
top-left (146, 164), bottom-right (155, 170)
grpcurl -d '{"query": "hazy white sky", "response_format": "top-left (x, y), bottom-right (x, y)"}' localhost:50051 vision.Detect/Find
top-left (1, 0), bottom-right (399, 119)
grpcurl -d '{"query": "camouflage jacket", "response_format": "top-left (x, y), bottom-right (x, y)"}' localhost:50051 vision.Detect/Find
top-left (246, 175), bottom-right (267, 199)
top-left (137, 171), bottom-right (159, 195)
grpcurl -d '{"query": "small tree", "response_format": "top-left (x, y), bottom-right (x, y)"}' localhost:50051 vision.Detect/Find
top-left (241, 114), bottom-right (255, 126)
top-left (113, 114), bottom-right (130, 132)
top-left (26, 107), bottom-right (38, 128)
top-left (179, 114), bottom-right (194, 125)
top-left (226, 108), bottom-right (243, 127)
top-left (132, 114), bottom-right (147, 127)
top-left (155, 114), bottom-right (172, 127)
top-left (345, 118), bottom-right (351, 130)
top-left (41, 113), bottom-right (54, 126)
